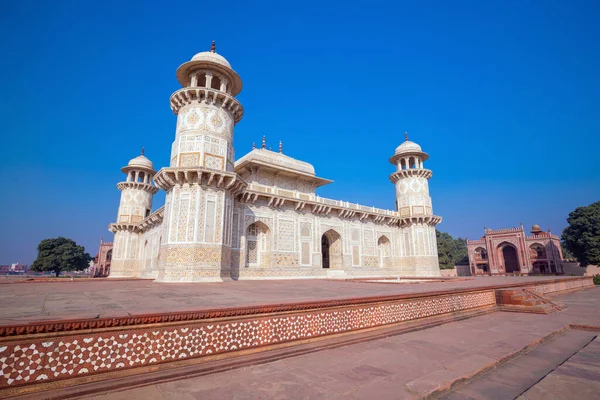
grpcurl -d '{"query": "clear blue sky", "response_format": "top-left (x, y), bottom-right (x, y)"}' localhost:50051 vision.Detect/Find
top-left (1, 0), bottom-right (599, 264)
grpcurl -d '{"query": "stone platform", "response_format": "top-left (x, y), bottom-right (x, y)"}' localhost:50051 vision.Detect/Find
top-left (0, 276), bottom-right (585, 325)
top-left (0, 276), bottom-right (593, 398)
top-left (88, 288), bottom-right (600, 400)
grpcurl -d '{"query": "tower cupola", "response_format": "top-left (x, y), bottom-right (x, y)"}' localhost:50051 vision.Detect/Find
top-left (174, 40), bottom-right (242, 96)
top-left (115, 149), bottom-right (158, 224)
top-left (389, 132), bottom-right (429, 170)
top-left (389, 133), bottom-right (440, 224)
top-left (108, 149), bottom-right (158, 278)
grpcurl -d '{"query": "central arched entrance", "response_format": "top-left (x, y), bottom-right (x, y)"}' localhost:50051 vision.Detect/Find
top-left (321, 229), bottom-right (342, 269)
top-left (321, 236), bottom-right (330, 268)
top-left (501, 245), bottom-right (520, 273)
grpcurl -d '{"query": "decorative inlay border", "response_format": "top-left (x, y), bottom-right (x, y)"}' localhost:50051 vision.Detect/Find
top-left (0, 291), bottom-right (495, 388)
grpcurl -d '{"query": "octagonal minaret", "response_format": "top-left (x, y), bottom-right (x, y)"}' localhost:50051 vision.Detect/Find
top-left (109, 150), bottom-right (158, 277)
top-left (389, 133), bottom-right (442, 276)
top-left (153, 42), bottom-right (247, 282)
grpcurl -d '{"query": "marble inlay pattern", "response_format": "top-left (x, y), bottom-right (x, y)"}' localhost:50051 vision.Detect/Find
top-left (0, 291), bottom-right (496, 389)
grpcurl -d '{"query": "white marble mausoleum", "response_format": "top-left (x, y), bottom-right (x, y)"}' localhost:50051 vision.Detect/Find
top-left (108, 43), bottom-right (443, 282)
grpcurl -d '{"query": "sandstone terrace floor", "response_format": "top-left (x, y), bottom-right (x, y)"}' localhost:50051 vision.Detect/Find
top-left (0, 276), bottom-right (582, 325)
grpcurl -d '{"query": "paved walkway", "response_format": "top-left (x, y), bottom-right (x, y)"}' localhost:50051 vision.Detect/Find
top-left (0, 276), bottom-right (578, 324)
top-left (441, 330), bottom-right (598, 399)
top-left (519, 336), bottom-right (600, 400)
top-left (86, 287), bottom-right (600, 400)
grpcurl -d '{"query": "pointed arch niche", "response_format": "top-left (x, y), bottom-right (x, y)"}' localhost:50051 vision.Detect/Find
top-left (377, 235), bottom-right (391, 268)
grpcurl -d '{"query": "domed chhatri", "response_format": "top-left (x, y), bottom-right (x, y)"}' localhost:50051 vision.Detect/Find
top-left (389, 132), bottom-right (430, 166)
top-left (127, 154), bottom-right (154, 170)
top-left (175, 40), bottom-right (242, 96)
top-left (388, 131), bottom-right (437, 226)
top-left (531, 224), bottom-right (542, 233)
top-left (191, 51), bottom-right (232, 69)
top-left (121, 148), bottom-right (155, 173)
top-left (395, 140), bottom-right (422, 154)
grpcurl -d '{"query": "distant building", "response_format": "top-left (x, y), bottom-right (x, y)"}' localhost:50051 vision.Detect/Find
top-left (0, 263), bottom-right (28, 275)
top-left (91, 239), bottom-right (113, 277)
top-left (466, 224), bottom-right (563, 276)
top-left (11, 263), bottom-right (27, 273)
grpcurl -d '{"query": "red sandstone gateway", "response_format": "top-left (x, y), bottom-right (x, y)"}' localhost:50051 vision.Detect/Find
top-left (467, 224), bottom-right (564, 275)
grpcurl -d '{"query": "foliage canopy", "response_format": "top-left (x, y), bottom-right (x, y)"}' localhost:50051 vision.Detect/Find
top-left (30, 237), bottom-right (92, 277)
top-left (436, 230), bottom-right (469, 269)
top-left (561, 201), bottom-right (600, 267)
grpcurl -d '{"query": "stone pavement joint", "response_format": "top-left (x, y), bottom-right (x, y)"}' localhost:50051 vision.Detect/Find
top-left (439, 328), bottom-right (599, 400)
top-left (518, 335), bottom-right (600, 400)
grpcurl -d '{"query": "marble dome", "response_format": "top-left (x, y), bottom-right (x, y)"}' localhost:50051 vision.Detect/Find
top-left (127, 154), bottom-right (154, 170)
top-left (190, 51), bottom-right (232, 69)
top-left (394, 140), bottom-right (423, 155)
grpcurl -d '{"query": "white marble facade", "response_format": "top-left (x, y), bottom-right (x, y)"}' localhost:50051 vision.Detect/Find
top-left (108, 45), bottom-right (442, 282)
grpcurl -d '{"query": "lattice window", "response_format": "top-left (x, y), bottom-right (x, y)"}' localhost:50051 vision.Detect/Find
top-left (247, 240), bottom-right (257, 264)
top-left (352, 246), bottom-right (360, 266)
top-left (301, 242), bottom-right (311, 265)
top-left (416, 229), bottom-right (425, 256)
top-left (127, 235), bottom-right (137, 259)
top-left (224, 200), bottom-right (231, 245)
top-left (177, 196), bottom-right (190, 242)
top-left (187, 188), bottom-right (197, 241)
top-left (278, 219), bottom-right (295, 251)
top-left (300, 223), bottom-right (311, 237)
top-left (232, 213), bottom-right (239, 248)
top-left (363, 229), bottom-right (375, 255)
top-left (114, 235), bottom-right (123, 259)
top-left (204, 197), bottom-right (216, 242)
top-left (169, 189), bottom-right (181, 242)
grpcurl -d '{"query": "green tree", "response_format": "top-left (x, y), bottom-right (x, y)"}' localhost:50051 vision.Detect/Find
top-left (436, 230), bottom-right (469, 269)
top-left (30, 237), bottom-right (92, 277)
top-left (561, 242), bottom-right (574, 260)
top-left (561, 201), bottom-right (600, 266)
